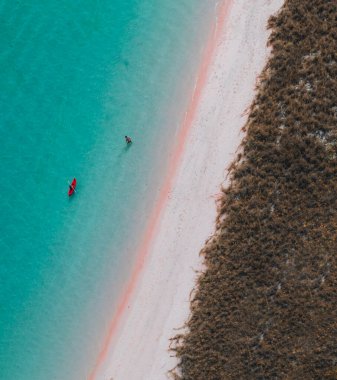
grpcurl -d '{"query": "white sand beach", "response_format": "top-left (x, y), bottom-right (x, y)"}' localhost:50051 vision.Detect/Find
top-left (94, 0), bottom-right (284, 378)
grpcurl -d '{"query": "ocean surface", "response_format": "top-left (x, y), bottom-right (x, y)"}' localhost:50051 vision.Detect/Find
top-left (0, 1), bottom-right (218, 379)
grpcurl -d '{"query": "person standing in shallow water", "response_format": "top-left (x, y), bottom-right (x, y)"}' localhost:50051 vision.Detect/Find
top-left (125, 135), bottom-right (132, 144)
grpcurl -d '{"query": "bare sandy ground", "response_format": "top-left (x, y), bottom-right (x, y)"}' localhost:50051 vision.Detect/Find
top-left (93, 0), bottom-right (284, 379)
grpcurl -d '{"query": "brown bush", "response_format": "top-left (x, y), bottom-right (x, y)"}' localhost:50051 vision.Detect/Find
top-left (171, 1), bottom-right (337, 379)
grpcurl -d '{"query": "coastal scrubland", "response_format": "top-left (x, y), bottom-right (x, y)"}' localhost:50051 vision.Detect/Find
top-left (171, 1), bottom-right (337, 379)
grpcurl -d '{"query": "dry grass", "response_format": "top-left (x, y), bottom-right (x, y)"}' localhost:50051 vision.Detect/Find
top-left (170, 1), bottom-right (337, 379)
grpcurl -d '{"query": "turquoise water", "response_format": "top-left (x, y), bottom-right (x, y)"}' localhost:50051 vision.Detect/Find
top-left (0, 1), bottom-right (217, 379)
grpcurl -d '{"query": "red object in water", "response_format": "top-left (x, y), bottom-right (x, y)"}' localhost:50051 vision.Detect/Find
top-left (68, 178), bottom-right (77, 196)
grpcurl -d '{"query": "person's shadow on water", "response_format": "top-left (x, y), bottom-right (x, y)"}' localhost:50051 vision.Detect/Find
top-left (117, 143), bottom-right (132, 159)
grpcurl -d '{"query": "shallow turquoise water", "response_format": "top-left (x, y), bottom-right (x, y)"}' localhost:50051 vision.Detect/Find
top-left (0, 1), bottom-right (217, 379)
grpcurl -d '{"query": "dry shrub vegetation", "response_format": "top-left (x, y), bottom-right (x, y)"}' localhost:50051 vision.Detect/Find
top-left (170, 1), bottom-right (337, 379)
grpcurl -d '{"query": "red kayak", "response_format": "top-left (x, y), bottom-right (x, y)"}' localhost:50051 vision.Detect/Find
top-left (68, 178), bottom-right (77, 196)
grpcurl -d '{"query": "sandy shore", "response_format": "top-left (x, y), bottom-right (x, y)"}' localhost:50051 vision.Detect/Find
top-left (92, 0), bottom-right (283, 379)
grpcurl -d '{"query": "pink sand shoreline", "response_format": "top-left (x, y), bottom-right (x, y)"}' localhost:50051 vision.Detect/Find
top-left (89, 2), bottom-right (232, 378)
top-left (91, 0), bottom-right (284, 379)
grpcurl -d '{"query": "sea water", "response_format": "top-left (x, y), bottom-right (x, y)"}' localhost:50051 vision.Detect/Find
top-left (0, 1), bottom-right (218, 379)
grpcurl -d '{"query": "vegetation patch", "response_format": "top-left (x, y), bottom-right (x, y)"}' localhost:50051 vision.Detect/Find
top-left (171, 1), bottom-right (337, 379)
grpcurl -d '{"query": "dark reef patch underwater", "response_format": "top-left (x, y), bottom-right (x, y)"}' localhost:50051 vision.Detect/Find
top-left (171, 1), bottom-right (337, 379)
